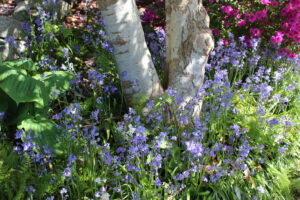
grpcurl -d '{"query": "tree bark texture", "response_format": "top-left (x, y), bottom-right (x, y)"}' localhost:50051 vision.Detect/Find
top-left (166, 0), bottom-right (214, 120)
top-left (98, 0), bottom-right (163, 106)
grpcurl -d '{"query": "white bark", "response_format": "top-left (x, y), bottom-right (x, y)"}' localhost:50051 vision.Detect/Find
top-left (166, 0), bottom-right (214, 120)
top-left (98, 0), bottom-right (163, 106)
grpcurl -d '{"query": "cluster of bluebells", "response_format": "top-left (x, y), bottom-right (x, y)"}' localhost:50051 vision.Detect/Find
top-left (13, 129), bottom-right (54, 182)
top-left (82, 11), bottom-right (113, 53)
top-left (145, 28), bottom-right (166, 69)
top-left (94, 74), bottom-right (298, 198)
top-left (206, 33), bottom-right (300, 110)
top-left (68, 69), bottom-right (117, 101)
top-left (5, 1), bottom-right (300, 199)
top-left (9, 44), bottom-right (300, 199)
top-left (19, 5), bottom-right (113, 73)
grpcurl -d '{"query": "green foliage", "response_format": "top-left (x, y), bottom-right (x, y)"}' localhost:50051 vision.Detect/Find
top-left (0, 59), bottom-right (74, 154)
top-left (0, 2), bottom-right (299, 200)
top-left (0, 63), bottom-right (47, 108)
top-left (0, 142), bottom-right (30, 200)
top-left (33, 71), bottom-right (74, 100)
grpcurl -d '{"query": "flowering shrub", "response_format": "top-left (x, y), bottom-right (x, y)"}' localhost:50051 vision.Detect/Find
top-left (205, 0), bottom-right (300, 56)
top-left (137, 0), bottom-right (300, 57)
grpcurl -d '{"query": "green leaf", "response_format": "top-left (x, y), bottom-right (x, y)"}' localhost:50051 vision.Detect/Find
top-left (0, 90), bottom-right (9, 113)
top-left (0, 65), bottom-right (48, 108)
top-left (44, 22), bottom-right (60, 34)
top-left (4, 103), bottom-right (31, 126)
top-left (33, 71), bottom-right (74, 99)
top-left (96, 53), bottom-right (113, 69)
top-left (3, 59), bottom-right (37, 72)
top-left (0, 88), bottom-right (18, 123)
top-left (18, 115), bottom-right (65, 155)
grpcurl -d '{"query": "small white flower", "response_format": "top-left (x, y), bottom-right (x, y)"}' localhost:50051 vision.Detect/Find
top-left (101, 192), bottom-right (110, 200)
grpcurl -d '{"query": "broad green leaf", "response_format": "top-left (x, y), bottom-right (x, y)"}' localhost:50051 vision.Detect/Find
top-left (4, 103), bottom-right (31, 126)
top-left (3, 59), bottom-right (37, 72)
top-left (0, 89), bottom-right (9, 113)
top-left (18, 115), bottom-right (65, 155)
top-left (0, 88), bottom-right (18, 122)
top-left (33, 71), bottom-right (74, 99)
top-left (0, 65), bottom-right (48, 108)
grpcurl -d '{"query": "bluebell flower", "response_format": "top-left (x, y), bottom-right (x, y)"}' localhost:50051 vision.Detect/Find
top-left (256, 186), bottom-right (265, 194)
top-left (278, 146), bottom-right (288, 153)
top-left (25, 185), bottom-right (36, 193)
top-left (15, 130), bottom-right (24, 139)
top-left (90, 110), bottom-right (100, 121)
top-left (185, 141), bottom-right (203, 157)
top-left (60, 188), bottom-right (67, 194)
top-left (267, 118), bottom-right (279, 126)
top-left (150, 154), bottom-right (162, 169)
top-left (94, 191), bottom-right (101, 198)
top-left (134, 126), bottom-right (145, 134)
top-left (63, 167), bottom-right (72, 177)
top-left (61, 48), bottom-right (69, 58)
top-left (154, 177), bottom-right (161, 187)
top-left (68, 154), bottom-right (76, 164)
top-left (131, 192), bottom-right (140, 200)
top-left (113, 187), bottom-right (121, 193)
top-left (281, 97), bottom-right (289, 103)
top-left (43, 145), bottom-right (52, 155)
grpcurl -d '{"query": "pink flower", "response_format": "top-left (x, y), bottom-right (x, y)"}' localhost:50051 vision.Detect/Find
top-left (221, 6), bottom-right (233, 15)
top-left (286, 50), bottom-right (296, 59)
top-left (255, 9), bottom-right (267, 20)
top-left (224, 20), bottom-right (230, 28)
top-left (237, 19), bottom-right (246, 27)
top-left (281, 4), bottom-right (294, 16)
top-left (248, 14), bottom-right (257, 23)
top-left (260, 0), bottom-right (271, 5)
top-left (230, 10), bottom-right (239, 17)
top-left (270, 31), bottom-right (284, 44)
top-left (250, 28), bottom-right (262, 38)
top-left (281, 22), bottom-right (290, 31)
top-left (236, 14), bottom-right (241, 19)
top-left (278, 48), bottom-right (286, 55)
top-left (209, 0), bottom-right (214, 3)
top-left (221, 39), bottom-right (229, 46)
top-left (270, 1), bottom-right (279, 6)
top-left (156, 0), bottom-right (164, 7)
top-left (212, 29), bottom-right (220, 36)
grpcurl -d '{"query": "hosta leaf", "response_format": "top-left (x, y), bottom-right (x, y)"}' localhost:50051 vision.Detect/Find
top-left (0, 65), bottom-right (48, 108)
top-left (4, 103), bottom-right (31, 126)
top-left (33, 71), bottom-right (74, 99)
top-left (0, 89), bottom-right (9, 113)
top-left (18, 115), bottom-right (65, 155)
top-left (3, 59), bottom-right (37, 72)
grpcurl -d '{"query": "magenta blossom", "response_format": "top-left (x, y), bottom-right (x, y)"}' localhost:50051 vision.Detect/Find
top-left (237, 19), bottom-right (246, 27)
top-left (250, 28), bottom-right (262, 38)
top-left (248, 14), bottom-right (257, 23)
top-left (270, 31), bottom-right (284, 44)
top-left (260, 0), bottom-right (271, 5)
top-left (255, 9), bottom-right (267, 20)
top-left (221, 6), bottom-right (233, 15)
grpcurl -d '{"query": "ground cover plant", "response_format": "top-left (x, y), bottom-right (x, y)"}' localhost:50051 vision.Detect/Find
top-left (0, 0), bottom-right (299, 199)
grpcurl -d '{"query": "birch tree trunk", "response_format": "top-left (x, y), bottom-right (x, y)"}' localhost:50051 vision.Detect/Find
top-left (98, 0), bottom-right (163, 106)
top-left (165, 0), bottom-right (214, 121)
